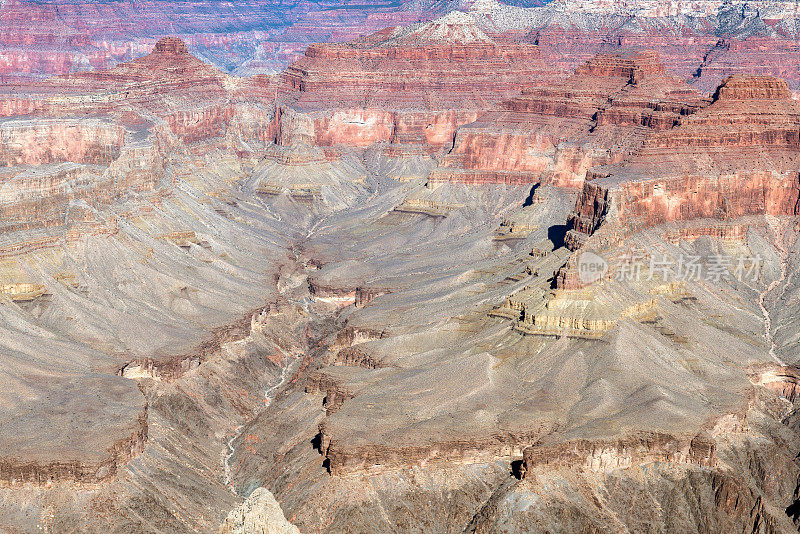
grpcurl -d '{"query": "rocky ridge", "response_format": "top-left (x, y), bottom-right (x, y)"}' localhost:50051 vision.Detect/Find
top-left (432, 49), bottom-right (708, 186)
top-left (566, 73), bottom-right (800, 253)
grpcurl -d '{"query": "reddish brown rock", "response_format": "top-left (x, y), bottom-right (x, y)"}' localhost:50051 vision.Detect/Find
top-left (0, 405), bottom-right (148, 486)
top-left (566, 74), bottom-right (800, 248)
top-left (0, 38), bottom-right (280, 254)
top-left (0, 0), bottom-right (440, 80)
top-left (277, 12), bottom-right (559, 149)
top-left (432, 50), bottom-right (707, 186)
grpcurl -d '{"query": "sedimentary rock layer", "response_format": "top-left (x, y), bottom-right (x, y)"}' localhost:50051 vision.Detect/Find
top-left (0, 0), bottom-right (445, 79)
top-left (566, 74), bottom-right (800, 248)
top-left (432, 50), bottom-right (707, 186)
top-left (523, 431), bottom-right (716, 472)
top-left (277, 12), bottom-right (559, 149)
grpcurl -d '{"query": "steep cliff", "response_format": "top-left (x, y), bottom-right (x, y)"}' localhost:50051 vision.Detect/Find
top-left (432, 50), bottom-right (707, 186)
top-left (566, 74), bottom-right (800, 249)
top-left (276, 12), bottom-right (559, 149)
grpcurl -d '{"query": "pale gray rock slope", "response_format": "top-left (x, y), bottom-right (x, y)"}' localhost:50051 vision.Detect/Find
top-left (217, 488), bottom-right (299, 534)
top-left (0, 139), bottom-right (798, 533)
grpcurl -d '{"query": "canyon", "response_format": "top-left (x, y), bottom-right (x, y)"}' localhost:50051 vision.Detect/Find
top-left (2, 1), bottom-right (800, 533)
top-left (432, 49), bottom-right (708, 186)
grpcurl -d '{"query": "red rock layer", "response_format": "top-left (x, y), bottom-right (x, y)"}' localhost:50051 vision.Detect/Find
top-left (565, 74), bottom-right (800, 248)
top-left (277, 14), bottom-right (560, 149)
top-left (0, 38), bottom-right (275, 243)
top-left (431, 50), bottom-right (707, 186)
top-left (527, 26), bottom-right (717, 81)
top-left (317, 423), bottom-right (545, 476)
top-left (0, 121), bottom-right (125, 166)
top-left (0, 0), bottom-right (439, 80)
top-left (525, 12), bottom-right (800, 92)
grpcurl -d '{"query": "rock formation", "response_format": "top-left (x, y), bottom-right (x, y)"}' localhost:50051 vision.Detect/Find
top-left (523, 431), bottom-right (717, 471)
top-left (277, 12), bottom-right (559, 150)
top-left (470, 0), bottom-right (800, 91)
top-left (3, 5), bottom-right (800, 534)
top-left (432, 50), bottom-right (707, 186)
top-left (0, 0), bottom-right (447, 80)
top-left (0, 37), bottom-right (282, 249)
top-left (566, 74), bottom-right (800, 251)
top-left (218, 488), bottom-right (300, 534)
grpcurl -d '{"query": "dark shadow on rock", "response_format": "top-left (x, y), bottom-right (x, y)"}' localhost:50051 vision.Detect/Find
top-left (511, 459), bottom-right (527, 480)
top-left (311, 432), bottom-right (323, 453)
top-left (522, 184), bottom-right (540, 207)
top-left (548, 224), bottom-right (568, 249)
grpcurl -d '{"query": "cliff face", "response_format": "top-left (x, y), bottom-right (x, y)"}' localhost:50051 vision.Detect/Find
top-left (0, 120), bottom-right (125, 166)
top-left (0, 404), bottom-right (148, 485)
top-left (566, 74), bottom-right (800, 247)
top-left (6, 0), bottom-right (800, 96)
top-left (276, 13), bottom-right (559, 149)
top-left (432, 50), bottom-right (707, 186)
top-left (0, 0), bottom-right (442, 80)
top-left (506, 0), bottom-right (800, 91)
top-left (523, 432), bottom-right (716, 472)
top-left (0, 38), bottom-right (280, 244)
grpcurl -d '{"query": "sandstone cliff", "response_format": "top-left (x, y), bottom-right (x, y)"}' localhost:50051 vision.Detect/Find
top-left (276, 12), bottom-right (560, 149)
top-left (432, 50), bottom-right (707, 186)
top-left (565, 74), bottom-right (800, 251)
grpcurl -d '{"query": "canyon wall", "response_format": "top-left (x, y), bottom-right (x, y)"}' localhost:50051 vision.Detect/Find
top-left (0, 120), bottom-right (125, 166)
top-left (432, 50), bottom-right (707, 186)
top-left (276, 12), bottom-right (559, 149)
top-left (0, 0), bottom-right (442, 79)
top-left (523, 432), bottom-right (716, 472)
top-left (565, 74), bottom-right (800, 245)
top-left (0, 406), bottom-right (148, 486)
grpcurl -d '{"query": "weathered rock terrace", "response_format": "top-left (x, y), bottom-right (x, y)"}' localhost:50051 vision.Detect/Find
top-left (566, 74), bottom-right (800, 250)
top-left (432, 50), bottom-right (707, 186)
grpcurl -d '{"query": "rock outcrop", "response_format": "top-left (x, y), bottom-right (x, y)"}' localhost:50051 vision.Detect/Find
top-left (0, 0), bottom-right (442, 79)
top-left (0, 403), bottom-right (148, 485)
top-left (218, 488), bottom-right (300, 534)
top-left (523, 431), bottom-right (716, 472)
top-left (565, 74), bottom-right (800, 251)
top-left (277, 12), bottom-right (559, 150)
top-left (432, 50), bottom-right (707, 186)
top-left (0, 38), bottom-right (281, 246)
top-left (475, 0), bottom-right (800, 91)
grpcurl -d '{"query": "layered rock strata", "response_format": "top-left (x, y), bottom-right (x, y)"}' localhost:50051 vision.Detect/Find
top-left (565, 74), bottom-right (800, 253)
top-left (523, 431), bottom-right (716, 472)
top-left (471, 0), bottom-right (800, 91)
top-left (0, 37), bottom-right (281, 247)
top-left (277, 12), bottom-right (560, 150)
top-left (0, 0), bottom-right (444, 79)
top-left (432, 50), bottom-right (707, 186)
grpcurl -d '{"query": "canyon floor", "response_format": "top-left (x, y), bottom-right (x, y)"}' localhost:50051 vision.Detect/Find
top-left (1, 148), bottom-right (799, 533)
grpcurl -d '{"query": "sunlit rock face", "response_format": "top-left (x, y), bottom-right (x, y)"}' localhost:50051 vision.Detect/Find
top-left (0, 0), bottom-right (453, 80)
top-left (566, 74), bottom-right (800, 248)
top-left (432, 50), bottom-right (707, 186)
top-left (0, 38), bottom-right (281, 243)
top-left (276, 12), bottom-right (561, 150)
top-left (465, 0), bottom-right (800, 91)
